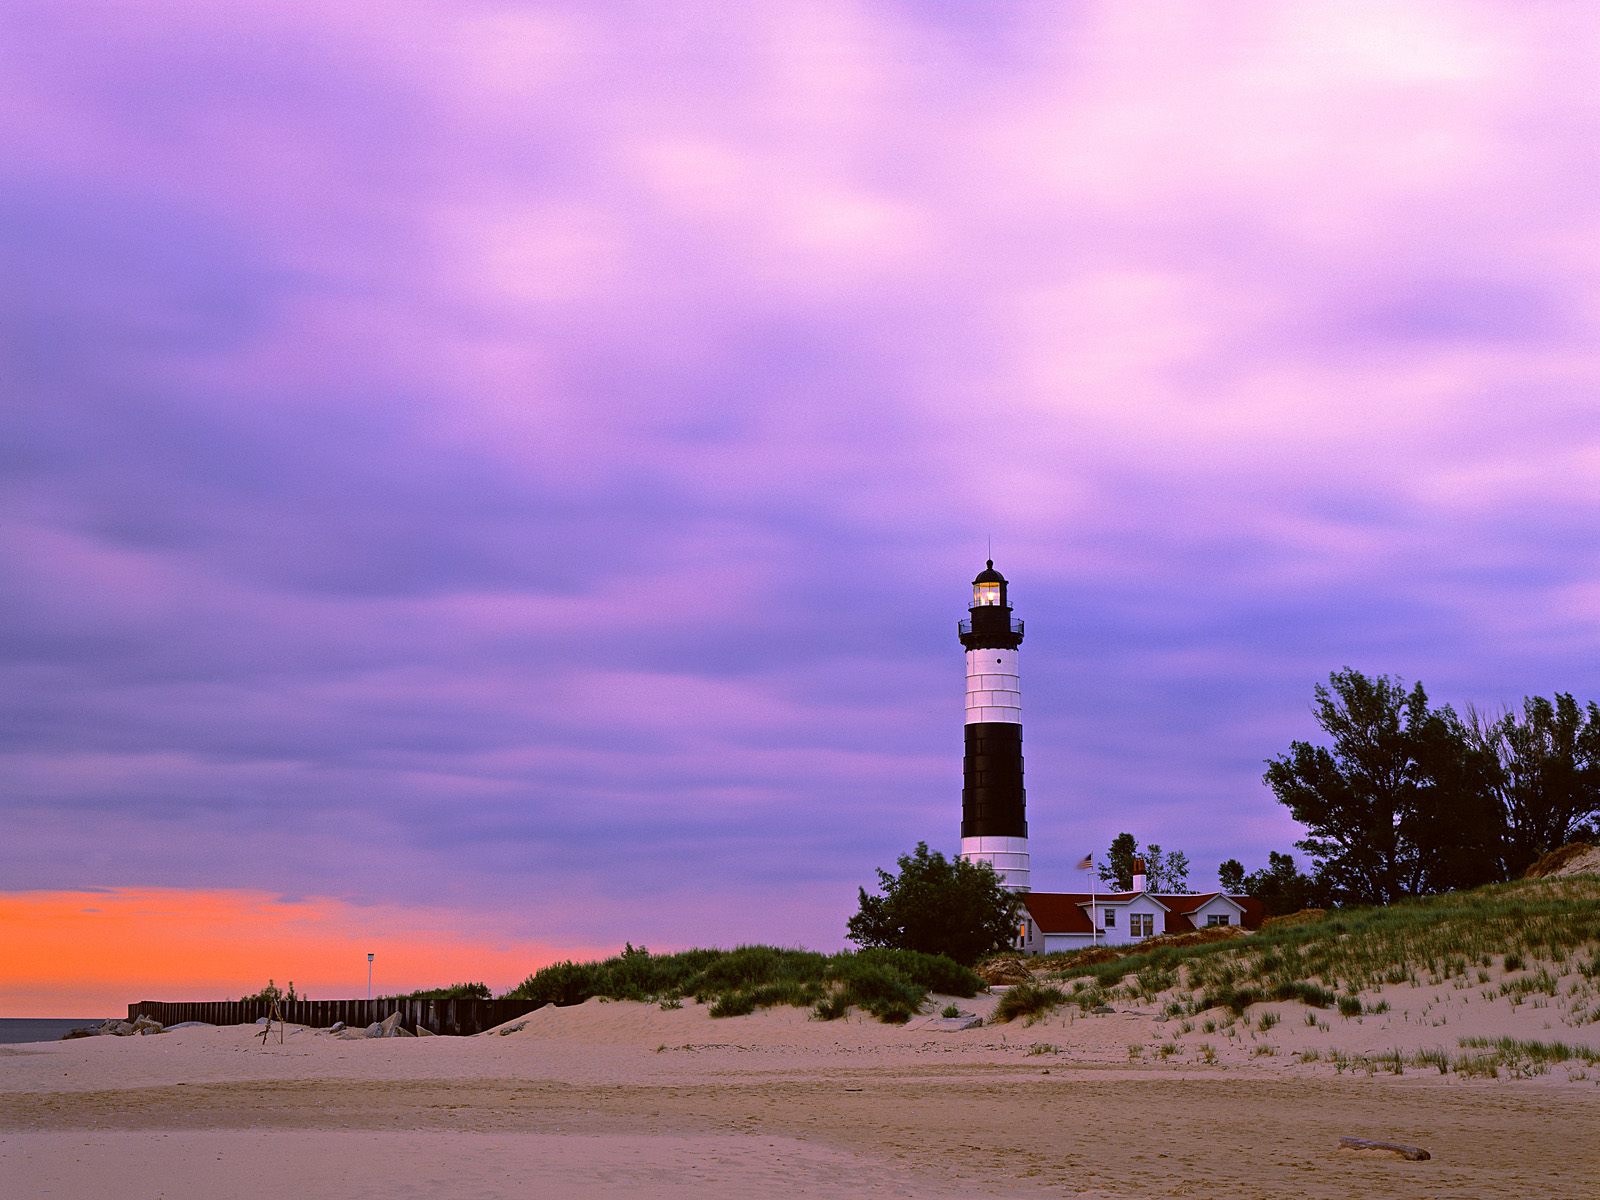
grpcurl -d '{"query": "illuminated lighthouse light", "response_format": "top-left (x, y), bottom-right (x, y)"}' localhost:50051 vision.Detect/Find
top-left (958, 560), bottom-right (1030, 892)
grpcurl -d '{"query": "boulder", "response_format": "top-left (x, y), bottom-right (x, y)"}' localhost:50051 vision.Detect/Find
top-left (917, 1014), bottom-right (984, 1031)
top-left (328, 1021), bottom-right (346, 1033)
top-left (379, 1012), bottom-right (403, 1037)
top-left (102, 1020), bottom-right (136, 1037)
top-left (131, 1016), bottom-right (164, 1036)
top-left (365, 1022), bottom-right (384, 1038)
top-left (415, 1024), bottom-right (436, 1037)
top-left (978, 956), bottom-right (1033, 986)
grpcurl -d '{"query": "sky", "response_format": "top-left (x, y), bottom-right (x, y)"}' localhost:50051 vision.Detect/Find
top-left (4, 1), bottom-right (1599, 1014)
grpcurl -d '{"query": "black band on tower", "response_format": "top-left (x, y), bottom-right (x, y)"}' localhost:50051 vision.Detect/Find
top-left (961, 722), bottom-right (1027, 839)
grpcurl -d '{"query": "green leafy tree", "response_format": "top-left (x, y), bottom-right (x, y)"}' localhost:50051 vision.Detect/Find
top-left (847, 842), bottom-right (1023, 966)
top-left (1220, 851), bottom-right (1330, 916)
top-left (1265, 669), bottom-right (1600, 903)
top-left (1462, 695), bottom-right (1600, 876)
top-left (1265, 670), bottom-right (1441, 904)
top-left (1263, 668), bottom-right (1512, 903)
top-left (1097, 833), bottom-right (1191, 893)
top-left (1217, 858), bottom-right (1246, 894)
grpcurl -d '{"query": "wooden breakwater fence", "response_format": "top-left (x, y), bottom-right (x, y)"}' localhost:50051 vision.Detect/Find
top-left (128, 997), bottom-right (539, 1037)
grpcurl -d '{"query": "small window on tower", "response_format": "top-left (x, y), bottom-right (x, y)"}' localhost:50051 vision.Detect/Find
top-left (974, 581), bottom-right (1002, 607)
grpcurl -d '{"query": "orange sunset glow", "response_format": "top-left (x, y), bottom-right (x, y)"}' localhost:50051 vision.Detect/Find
top-left (0, 888), bottom-right (605, 1017)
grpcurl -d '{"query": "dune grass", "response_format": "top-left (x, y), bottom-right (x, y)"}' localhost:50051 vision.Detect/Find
top-left (503, 944), bottom-right (982, 1024)
top-left (1009, 876), bottom-right (1600, 1021)
top-left (978, 875), bottom-right (1600, 1044)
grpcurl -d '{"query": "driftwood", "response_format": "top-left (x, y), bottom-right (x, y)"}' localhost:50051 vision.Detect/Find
top-left (1339, 1136), bottom-right (1430, 1161)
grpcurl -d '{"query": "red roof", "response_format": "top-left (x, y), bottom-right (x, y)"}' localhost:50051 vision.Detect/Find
top-left (1022, 891), bottom-right (1265, 935)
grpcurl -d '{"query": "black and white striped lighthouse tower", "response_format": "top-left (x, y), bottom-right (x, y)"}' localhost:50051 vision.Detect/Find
top-left (958, 560), bottom-right (1029, 891)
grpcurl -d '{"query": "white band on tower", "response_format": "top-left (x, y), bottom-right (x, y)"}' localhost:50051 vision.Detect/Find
top-left (965, 648), bottom-right (1020, 724)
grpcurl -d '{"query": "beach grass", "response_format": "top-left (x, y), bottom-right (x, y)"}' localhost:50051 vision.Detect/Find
top-left (1009, 875), bottom-right (1600, 1019)
top-left (504, 943), bottom-right (982, 1024)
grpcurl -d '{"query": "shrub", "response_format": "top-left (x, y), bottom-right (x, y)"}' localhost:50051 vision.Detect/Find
top-left (1269, 980), bottom-right (1335, 1008)
top-left (241, 979), bottom-right (296, 1003)
top-left (504, 944), bottom-right (966, 1025)
top-left (813, 993), bottom-right (851, 1021)
top-left (993, 980), bottom-right (1067, 1024)
top-left (847, 842), bottom-right (1022, 966)
top-left (827, 957), bottom-right (924, 1024)
top-left (1197, 986), bottom-right (1261, 1016)
top-left (400, 982), bottom-right (491, 1000)
top-left (508, 959), bottom-right (607, 1008)
top-left (850, 947), bottom-right (983, 997)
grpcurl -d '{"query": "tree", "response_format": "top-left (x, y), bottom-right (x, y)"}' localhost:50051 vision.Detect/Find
top-left (1217, 858), bottom-right (1245, 894)
top-left (847, 842), bottom-right (1023, 966)
top-left (1223, 851), bottom-right (1330, 916)
top-left (1264, 669), bottom-right (1450, 905)
top-left (1462, 695), bottom-right (1600, 876)
top-left (1265, 669), bottom-right (1600, 903)
top-left (1097, 832), bottom-right (1191, 893)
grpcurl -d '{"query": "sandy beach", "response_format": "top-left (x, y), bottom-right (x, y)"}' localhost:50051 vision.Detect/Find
top-left (4, 992), bottom-right (1598, 1199)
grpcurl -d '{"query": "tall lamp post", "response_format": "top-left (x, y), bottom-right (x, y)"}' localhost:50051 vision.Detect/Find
top-left (367, 952), bottom-right (375, 1001)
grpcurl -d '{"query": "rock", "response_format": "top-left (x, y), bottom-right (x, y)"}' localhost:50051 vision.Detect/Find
top-left (379, 1012), bottom-right (403, 1037)
top-left (1092, 1005), bottom-right (1115, 1014)
top-left (328, 1021), bottom-right (346, 1033)
top-left (365, 1022), bottom-right (384, 1038)
top-left (496, 1021), bottom-right (528, 1036)
top-left (978, 956), bottom-right (1033, 986)
top-left (255, 1016), bottom-right (271, 1026)
top-left (415, 1024), bottom-right (436, 1036)
top-left (102, 1020), bottom-right (136, 1037)
top-left (918, 1015), bottom-right (984, 1031)
top-left (1339, 1137), bottom-right (1430, 1161)
top-left (131, 1016), bottom-right (164, 1036)
top-left (60, 1026), bottom-right (100, 1040)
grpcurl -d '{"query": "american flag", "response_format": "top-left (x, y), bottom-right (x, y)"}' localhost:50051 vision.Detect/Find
top-left (1076, 854), bottom-right (1094, 871)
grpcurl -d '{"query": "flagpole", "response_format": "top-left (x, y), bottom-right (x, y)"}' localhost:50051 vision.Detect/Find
top-left (1091, 868), bottom-right (1098, 947)
top-left (1078, 855), bottom-right (1097, 947)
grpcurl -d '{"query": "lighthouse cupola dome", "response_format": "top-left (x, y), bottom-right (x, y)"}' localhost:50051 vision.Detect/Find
top-left (960, 560), bottom-right (1023, 650)
top-left (971, 560), bottom-right (1007, 609)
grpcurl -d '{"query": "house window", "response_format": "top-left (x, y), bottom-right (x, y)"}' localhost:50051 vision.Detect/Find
top-left (1131, 913), bottom-right (1154, 938)
top-left (1102, 909), bottom-right (1116, 928)
top-left (1206, 915), bottom-right (1230, 927)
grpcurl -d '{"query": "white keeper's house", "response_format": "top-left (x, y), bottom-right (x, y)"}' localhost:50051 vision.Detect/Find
top-left (1017, 858), bottom-right (1266, 954)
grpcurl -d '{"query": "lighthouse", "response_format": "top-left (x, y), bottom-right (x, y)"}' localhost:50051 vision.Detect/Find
top-left (958, 560), bottom-right (1030, 891)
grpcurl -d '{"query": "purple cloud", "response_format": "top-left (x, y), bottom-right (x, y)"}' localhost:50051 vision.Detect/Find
top-left (3, 1), bottom-right (1600, 959)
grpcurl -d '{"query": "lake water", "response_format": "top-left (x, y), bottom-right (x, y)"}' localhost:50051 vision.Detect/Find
top-left (0, 1018), bottom-right (108, 1044)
